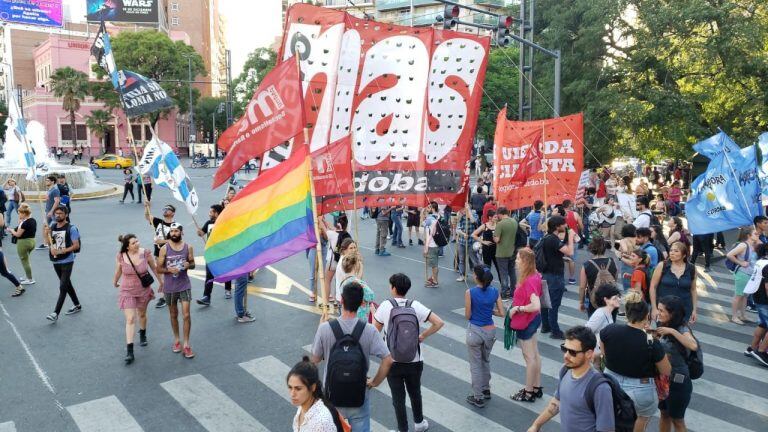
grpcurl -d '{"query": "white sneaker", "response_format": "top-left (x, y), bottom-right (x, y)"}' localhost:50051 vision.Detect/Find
top-left (414, 419), bottom-right (429, 432)
top-left (20, 279), bottom-right (35, 285)
top-left (456, 276), bottom-right (465, 282)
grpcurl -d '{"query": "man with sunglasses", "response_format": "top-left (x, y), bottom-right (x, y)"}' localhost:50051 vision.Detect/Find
top-left (528, 326), bottom-right (615, 432)
top-left (145, 203), bottom-right (177, 308)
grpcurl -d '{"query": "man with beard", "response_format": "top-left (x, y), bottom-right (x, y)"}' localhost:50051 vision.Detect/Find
top-left (145, 204), bottom-right (176, 308)
top-left (196, 204), bottom-right (232, 305)
top-left (44, 206), bottom-right (82, 322)
top-left (157, 223), bottom-right (196, 359)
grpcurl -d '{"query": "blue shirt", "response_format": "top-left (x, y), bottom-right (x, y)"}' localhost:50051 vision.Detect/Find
top-left (642, 242), bottom-right (659, 269)
top-left (469, 285), bottom-right (499, 327)
top-left (526, 211), bottom-right (544, 241)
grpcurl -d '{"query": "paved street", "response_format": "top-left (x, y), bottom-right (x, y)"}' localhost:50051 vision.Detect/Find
top-left (0, 166), bottom-right (765, 432)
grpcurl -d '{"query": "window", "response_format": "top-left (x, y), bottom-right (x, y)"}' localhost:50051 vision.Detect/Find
top-left (171, 16), bottom-right (180, 26)
top-left (131, 125), bottom-right (143, 141)
top-left (170, 2), bottom-right (179, 11)
top-left (60, 125), bottom-right (87, 143)
top-left (144, 125), bottom-right (152, 140)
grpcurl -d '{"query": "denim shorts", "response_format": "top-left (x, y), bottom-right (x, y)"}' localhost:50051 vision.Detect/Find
top-left (516, 314), bottom-right (541, 341)
top-left (605, 369), bottom-right (658, 417)
top-left (757, 304), bottom-right (768, 329)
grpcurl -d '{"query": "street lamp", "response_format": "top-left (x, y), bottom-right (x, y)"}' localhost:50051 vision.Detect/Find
top-left (212, 101), bottom-right (225, 166)
top-left (182, 54), bottom-right (195, 146)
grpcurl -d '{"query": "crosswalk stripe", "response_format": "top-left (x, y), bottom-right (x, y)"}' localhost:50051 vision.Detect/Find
top-left (240, 356), bottom-right (389, 432)
top-left (554, 313), bottom-right (767, 379)
top-left (0, 422), bottom-right (16, 432)
top-left (418, 344), bottom-right (560, 424)
top-left (302, 345), bottom-right (515, 432)
top-left (438, 315), bottom-right (757, 432)
top-left (160, 374), bottom-right (269, 432)
top-left (66, 396), bottom-right (143, 432)
top-left (451, 310), bottom-right (768, 416)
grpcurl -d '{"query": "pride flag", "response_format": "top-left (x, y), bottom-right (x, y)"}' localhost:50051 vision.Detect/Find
top-left (204, 145), bottom-right (317, 282)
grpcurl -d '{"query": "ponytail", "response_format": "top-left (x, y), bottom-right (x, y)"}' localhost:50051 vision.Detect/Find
top-left (473, 264), bottom-right (494, 290)
top-left (287, 356), bottom-right (344, 432)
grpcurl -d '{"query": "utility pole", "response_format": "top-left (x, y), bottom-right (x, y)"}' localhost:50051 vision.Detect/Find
top-left (225, 49), bottom-right (233, 128)
top-left (186, 56), bottom-right (195, 147)
top-left (519, 0), bottom-right (534, 121)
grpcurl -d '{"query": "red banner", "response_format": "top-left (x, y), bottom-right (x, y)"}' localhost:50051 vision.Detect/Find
top-left (493, 108), bottom-right (584, 209)
top-left (213, 57), bottom-right (304, 188)
top-left (260, 4), bottom-right (490, 209)
top-left (311, 136), bottom-right (353, 214)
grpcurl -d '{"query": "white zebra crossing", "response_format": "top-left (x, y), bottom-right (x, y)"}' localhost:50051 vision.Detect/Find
top-left (239, 356), bottom-right (390, 432)
top-left (440, 313), bottom-right (757, 432)
top-left (160, 374), bottom-right (269, 432)
top-left (301, 345), bottom-right (515, 432)
top-left (66, 396), bottom-right (143, 432)
top-left (0, 422), bottom-right (16, 432)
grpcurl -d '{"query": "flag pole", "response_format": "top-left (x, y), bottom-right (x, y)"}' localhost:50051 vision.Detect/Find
top-left (351, 132), bottom-right (359, 242)
top-left (120, 97), bottom-right (153, 225)
top-left (542, 121), bottom-right (548, 212)
top-left (293, 51), bottom-right (329, 316)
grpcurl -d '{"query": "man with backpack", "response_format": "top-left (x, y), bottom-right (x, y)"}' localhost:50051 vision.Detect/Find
top-left (636, 228), bottom-right (660, 270)
top-left (528, 326), bottom-right (619, 432)
top-left (44, 205), bottom-right (82, 322)
top-left (311, 282), bottom-right (393, 432)
top-left (373, 273), bottom-right (444, 432)
top-left (632, 197), bottom-right (655, 229)
top-left (423, 202), bottom-right (447, 288)
top-left (536, 215), bottom-right (575, 340)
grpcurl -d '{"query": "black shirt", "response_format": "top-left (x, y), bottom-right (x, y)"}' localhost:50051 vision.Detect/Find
top-left (600, 323), bottom-right (665, 378)
top-left (542, 233), bottom-right (565, 275)
top-left (152, 217), bottom-right (173, 257)
top-left (18, 218), bottom-right (37, 239)
top-left (470, 193), bottom-right (487, 214)
top-left (201, 219), bottom-right (215, 239)
top-left (757, 265), bottom-right (768, 305)
top-left (583, 257), bottom-right (618, 291)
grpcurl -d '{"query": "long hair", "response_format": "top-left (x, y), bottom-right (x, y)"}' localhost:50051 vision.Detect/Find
top-left (118, 234), bottom-right (137, 254)
top-left (651, 225), bottom-right (669, 253)
top-left (286, 356), bottom-right (343, 432)
top-left (668, 241), bottom-right (690, 264)
top-left (658, 295), bottom-right (686, 329)
top-left (341, 251), bottom-right (363, 276)
top-left (515, 248), bottom-right (537, 288)
top-left (632, 248), bottom-right (649, 268)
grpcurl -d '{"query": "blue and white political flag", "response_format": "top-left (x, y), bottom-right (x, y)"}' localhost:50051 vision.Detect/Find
top-left (90, 21), bottom-right (119, 89)
top-left (757, 133), bottom-right (768, 197)
top-left (138, 137), bottom-right (199, 214)
top-left (686, 132), bottom-right (761, 235)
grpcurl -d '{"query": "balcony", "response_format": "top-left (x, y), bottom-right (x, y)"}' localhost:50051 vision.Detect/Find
top-left (473, 0), bottom-right (506, 7)
top-left (472, 14), bottom-right (500, 26)
top-left (389, 12), bottom-right (440, 26)
top-left (376, 0), bottom-right (440, 12)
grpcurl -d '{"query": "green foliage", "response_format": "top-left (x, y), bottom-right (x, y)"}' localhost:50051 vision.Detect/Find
top-left (194, 97), bottom-right (227, 142)
top-left (485, 0), bottom-right (768, 164)
top-left (231, 47), bottom-right (277, 119)
top-left (95, 30), bottom-right (206, 122)
top-left (85, 109), bottom-right (113, 148)
top-left (50, 67), bottom-right (89, 147)
top-left (89, 81), bottom-right (122, 113)
top-left (0, 98), bottom-right (7, 143)
top-left (477, 46), bottom-right (520, 145)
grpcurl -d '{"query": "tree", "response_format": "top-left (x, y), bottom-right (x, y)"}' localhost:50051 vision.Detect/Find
top-left (85, 109), bottom-right (113, 153)
top-left (231, 47), bottom-right (277, 119)
top-left (0, 98), bottom-right (7, 143)
top-left (195, 97), bottom-right (227, 143)
top-left (476, 46), bottom-right (520, 146)
top-left (89, 81), bottom-right (122, 114)
top-left (94, 30), bottom-right (206, 124)
top-left (50, 67), bottom-right (89, 148)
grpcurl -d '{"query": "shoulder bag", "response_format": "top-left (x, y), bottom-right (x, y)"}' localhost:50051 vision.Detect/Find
top-left (125, 252), bottom-right (155, 288)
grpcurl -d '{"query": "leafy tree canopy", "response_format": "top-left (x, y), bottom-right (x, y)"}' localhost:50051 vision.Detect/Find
top-left (231, 47), bottom-right (277, 119)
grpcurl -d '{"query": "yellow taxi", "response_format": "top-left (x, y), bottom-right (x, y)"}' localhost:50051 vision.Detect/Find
top-left (93, 154), bottom-right (134, 169)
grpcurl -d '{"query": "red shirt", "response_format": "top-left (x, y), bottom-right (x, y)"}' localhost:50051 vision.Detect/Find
top-left (510, 273), bottom-right (543, 330)
top-left (482, 201), bottom-right (497, 224)
top-left (565, 210), bottom-right (579, 231)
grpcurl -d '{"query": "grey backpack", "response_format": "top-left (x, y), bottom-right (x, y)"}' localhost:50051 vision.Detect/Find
top-left (386, 299), bottom-right (420, 362)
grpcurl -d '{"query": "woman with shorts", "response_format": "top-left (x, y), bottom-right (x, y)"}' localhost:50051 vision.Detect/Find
top-left (113, 234), bottom-right (163, 364)
top-left (407, 206), bottom-right (420, 246)
top-left (726, 227), bottom-right (760, 325)
top-left (508, 248), bottom-right (543, 403)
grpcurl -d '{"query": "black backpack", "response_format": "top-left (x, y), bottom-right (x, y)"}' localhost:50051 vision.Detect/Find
top-left (559, 367), bottom-right (636, 432)
top-left (533, 235), bottom-right (550, 273)
top-left (515, 221), bottom-right (528, 248)
top-left (332, 231), bottom-right (352, 262)
top-left (684, 326), bottom-right (704, 380)
top-left (325, 320), bottom-right (368, 408)
top-left (432, 216), bottom-right (450, 247)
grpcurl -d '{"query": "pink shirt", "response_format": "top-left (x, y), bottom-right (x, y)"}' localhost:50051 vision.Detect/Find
top-left (510, 273), bottom-right (543, 330)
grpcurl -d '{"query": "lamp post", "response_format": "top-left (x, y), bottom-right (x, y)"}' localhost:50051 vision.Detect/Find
top-left (212, 101), bottom-right (225, 166)
top-left (183, 55), bottom-right (195, 148)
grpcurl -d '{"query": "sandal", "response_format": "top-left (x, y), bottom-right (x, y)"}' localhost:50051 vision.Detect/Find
top-left (308, 294), bottom-right (316, 303)
top-left (731, 317), bottom-right (745, 325)
top-left (511, 388), bottom-right (536, 402)
top-left (11, 287), bottom-right (25, 297)
top-left (532, 386), bottom-right (543, 399)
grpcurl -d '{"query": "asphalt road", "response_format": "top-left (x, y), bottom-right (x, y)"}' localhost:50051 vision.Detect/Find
top-left (0, 165), bottom-right (765, 432)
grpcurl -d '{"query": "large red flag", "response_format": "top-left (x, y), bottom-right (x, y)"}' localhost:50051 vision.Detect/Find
top-left (213, 57), bottom-right (304, 188)
top-left (311, 135), bottom-right (354, 214)
top-left (508, 129), bottom-right (543, 185)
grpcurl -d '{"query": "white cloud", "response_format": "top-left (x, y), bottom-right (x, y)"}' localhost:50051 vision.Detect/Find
top-left (221, 0), bottom-right (282, 77)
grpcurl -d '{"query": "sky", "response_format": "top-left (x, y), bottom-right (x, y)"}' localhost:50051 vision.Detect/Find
top-left (63, 0), bottom-right (283, 76)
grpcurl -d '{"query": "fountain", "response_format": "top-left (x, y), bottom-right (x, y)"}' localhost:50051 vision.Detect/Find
top-left (1, 119), bottom-right (119, 199)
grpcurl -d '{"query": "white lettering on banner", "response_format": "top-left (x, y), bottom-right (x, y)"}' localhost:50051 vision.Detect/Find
top-left (498, 158), bottom-right (575, 179)
top-left (500, 139), bottom-right (574, 161)
top-left (498, 178), bottom-right (550, 193)
top-left (124, 0), bottom-right (153, 7)
top-left (354, 172), bottom-right (429, 193)
top-left (353, 35), bottom-right (429, 167)
top-left (329, 30), bottom-right (362, 144)
top-left (423, 38), bottom-right (484, 163)
top-left (237, 86), bottom-right (286, 135)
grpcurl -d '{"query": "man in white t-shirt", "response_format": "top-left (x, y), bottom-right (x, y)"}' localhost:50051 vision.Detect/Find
top-left (373, 273), bottom-right (444, 432)
top-left (633, 196), bottom-right (653, 229)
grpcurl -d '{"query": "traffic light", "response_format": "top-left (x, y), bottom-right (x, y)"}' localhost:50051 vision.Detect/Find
top-left (496, 15), bottom-right (513, 46)
top-left (439, 5), bottom-right (459, 29)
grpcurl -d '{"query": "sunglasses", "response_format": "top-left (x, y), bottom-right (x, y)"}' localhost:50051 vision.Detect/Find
top-left (560, 343), bottom-right (586, 356)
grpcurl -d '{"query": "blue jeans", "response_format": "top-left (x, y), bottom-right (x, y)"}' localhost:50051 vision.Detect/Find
top-left (5, 200), bottom-right (18, 228)
top-left (540, 273), bottom-right (565, 334)
top-left (307, 247), bottom-right (317, 294)
top-left (392, 214), bottom-right (403, 246)
top-left (338, 394), bottom-right (371, 432)
top-left (605, 369), bottom-right (658, 417)
top-left (233, 275), bottom-right (248, 317)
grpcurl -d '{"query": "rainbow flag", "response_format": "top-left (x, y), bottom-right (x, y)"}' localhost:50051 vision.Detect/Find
top-left (205, 145), bottom-right (317, 282)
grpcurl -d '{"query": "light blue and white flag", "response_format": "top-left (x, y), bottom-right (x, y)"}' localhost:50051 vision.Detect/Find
top-left (757, 133), bottom-right (768, 197)
top-left (686, 132), bottom-right (761, 235)
top-left (138, 137), bottom-right (199, 214)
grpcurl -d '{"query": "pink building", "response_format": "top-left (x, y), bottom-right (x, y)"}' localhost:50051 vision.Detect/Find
top-left (22, 34), bottom-right (185, 157)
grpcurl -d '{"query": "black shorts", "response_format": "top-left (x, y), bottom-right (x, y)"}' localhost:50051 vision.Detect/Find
top-left (407, 215), bottom-right (419, 227)
top-left (658, 375), bottom-right (692, 419)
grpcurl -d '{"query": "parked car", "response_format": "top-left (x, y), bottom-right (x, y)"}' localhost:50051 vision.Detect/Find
top-left (93, 154), bottom-right (134, 169)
